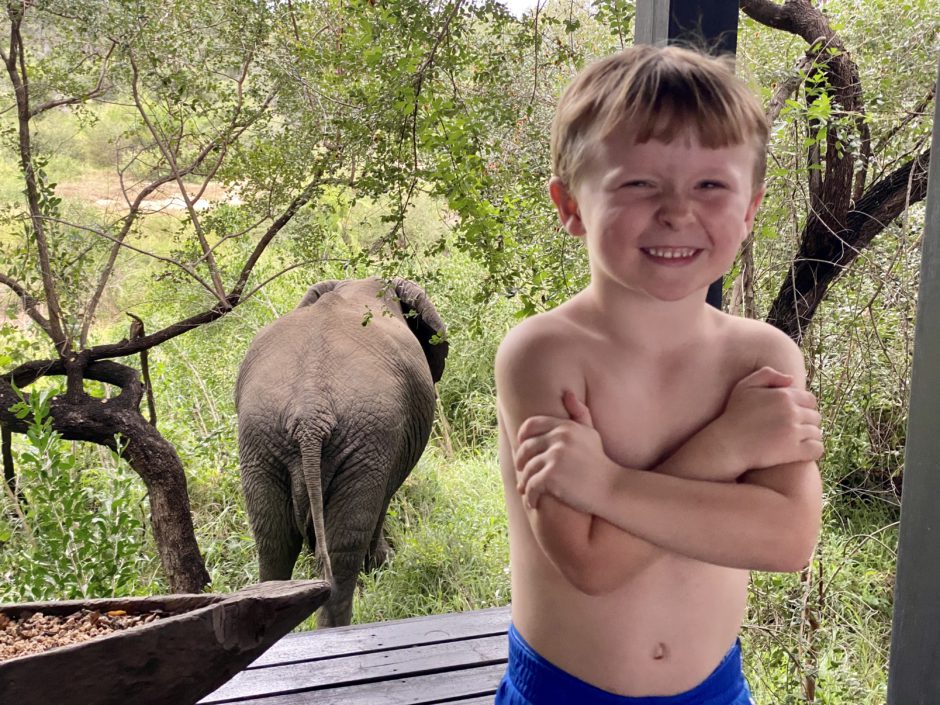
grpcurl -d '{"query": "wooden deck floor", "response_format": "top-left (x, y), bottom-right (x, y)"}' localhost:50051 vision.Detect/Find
top-left (200, 606), bottom-right (511, 704)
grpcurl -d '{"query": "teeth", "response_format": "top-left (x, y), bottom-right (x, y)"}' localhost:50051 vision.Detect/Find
top-left (645, 247), bottom-right (697, 259)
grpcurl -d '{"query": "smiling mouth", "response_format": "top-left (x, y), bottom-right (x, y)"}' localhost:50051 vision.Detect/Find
top-left (642, 247), bottom-right (701, 260)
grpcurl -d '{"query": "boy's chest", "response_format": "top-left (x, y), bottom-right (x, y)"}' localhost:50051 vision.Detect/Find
top-left (584, 352), bottom-right (754, 471)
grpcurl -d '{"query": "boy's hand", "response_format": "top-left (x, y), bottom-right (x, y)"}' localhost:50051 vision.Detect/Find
top-left (514, 391), bottom-right (615, 513)
top-left (709, 366), bottom-right (823, 475)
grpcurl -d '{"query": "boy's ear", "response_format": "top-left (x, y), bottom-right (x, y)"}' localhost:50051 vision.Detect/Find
top-left (548, 177), bottom-right (586, 236)
top-left (744, 184), bottom-right (766, 231)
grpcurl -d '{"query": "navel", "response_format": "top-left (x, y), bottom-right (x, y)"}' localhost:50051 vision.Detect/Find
top-left (652, 642), bottom-right (668, 660)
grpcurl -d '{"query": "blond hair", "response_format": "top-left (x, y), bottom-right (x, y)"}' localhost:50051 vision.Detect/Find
top-left (551, 45), bottom-right (769, 189)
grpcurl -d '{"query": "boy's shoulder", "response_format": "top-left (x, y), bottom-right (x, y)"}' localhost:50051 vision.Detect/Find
top-left (717, 310), bottom-right (807, 378)
top-left (498, 303), bottom-right (588, 356)
top-left (496, 304), bottom-right (589, 388)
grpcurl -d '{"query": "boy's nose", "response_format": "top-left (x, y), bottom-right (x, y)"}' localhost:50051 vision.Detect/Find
top-left (657, 193), bottom-right (694, 229)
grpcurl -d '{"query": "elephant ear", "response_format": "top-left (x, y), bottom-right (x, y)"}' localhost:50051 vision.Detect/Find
top-left (391, 278), bottom-right (449, 384)
top-left (297, 280), bottom-right (341, 308)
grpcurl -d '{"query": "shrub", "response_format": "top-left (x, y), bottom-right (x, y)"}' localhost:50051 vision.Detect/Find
top-left (0, 386), bottom-right (152, 601)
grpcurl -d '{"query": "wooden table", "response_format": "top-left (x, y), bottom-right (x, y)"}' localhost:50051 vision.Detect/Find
top-left (200, 606), bottom-right (511, 704)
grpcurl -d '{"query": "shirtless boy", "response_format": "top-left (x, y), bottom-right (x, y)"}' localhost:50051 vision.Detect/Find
top-left (494, 45), bottom-right (824, 704)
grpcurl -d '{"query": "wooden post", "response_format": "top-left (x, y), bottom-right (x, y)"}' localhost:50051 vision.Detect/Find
top-left (887, 57), bottom-right (940, 704)
top-left (635, 0), bottom-right (739, 55)
top-left (634, 0), bottom-right (739, 309)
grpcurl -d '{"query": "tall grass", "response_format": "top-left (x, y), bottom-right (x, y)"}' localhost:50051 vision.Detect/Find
top-left (353, 446), bottom-right (510, 624)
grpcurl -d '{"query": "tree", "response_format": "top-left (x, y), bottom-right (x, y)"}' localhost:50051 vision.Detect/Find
top-left (0, 0), bottom-right (544, 593)
top-left (0, 0), bottom-right (305, 592)
top-left (740, 0), bottom-right (933, 343)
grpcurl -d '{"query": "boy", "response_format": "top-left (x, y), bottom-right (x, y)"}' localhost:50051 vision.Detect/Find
top-left (494, 45), bottom-right (824, 704)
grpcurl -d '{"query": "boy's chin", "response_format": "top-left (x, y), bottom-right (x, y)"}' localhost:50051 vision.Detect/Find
top-left (631, 278), bottom-right (714, 303)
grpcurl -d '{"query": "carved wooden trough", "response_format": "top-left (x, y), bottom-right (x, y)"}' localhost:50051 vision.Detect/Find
top-left (0, 579), bottom-right (330, 705)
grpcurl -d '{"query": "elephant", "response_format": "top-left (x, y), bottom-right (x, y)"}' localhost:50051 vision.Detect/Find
top-left (235, 277), bottom-right (448, 627)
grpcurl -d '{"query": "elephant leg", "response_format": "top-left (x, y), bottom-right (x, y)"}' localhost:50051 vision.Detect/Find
top-left (315, 547), bottom-right (363, 628)
top-left (316, 477), bottom-right (387, 628)
top-left (365, 508), bottom-right (392, 572)
top-left (242, 462), bottom-right (303, 582)
top-left (258, 518), bottom-right (302, 582)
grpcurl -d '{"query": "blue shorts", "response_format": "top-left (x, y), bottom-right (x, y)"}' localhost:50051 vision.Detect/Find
top-left (495, 625), bottom-right (754, 705)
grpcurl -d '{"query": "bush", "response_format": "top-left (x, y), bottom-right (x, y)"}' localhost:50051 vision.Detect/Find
top-left (0, 387), bottom-right (152, 602)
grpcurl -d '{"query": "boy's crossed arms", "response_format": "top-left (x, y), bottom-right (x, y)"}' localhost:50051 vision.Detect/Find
top-left (500, 342), bottom-right (823, 593)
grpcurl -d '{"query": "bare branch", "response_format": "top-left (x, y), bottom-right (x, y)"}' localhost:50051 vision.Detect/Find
top-left (192, 214), bottom-right (271, 265)
top-left (230, 168), bottom-right (328, 299)
top-left (0, 272), bottom-right (53, 337)
top-left (28, 42), bottom-right (116, 118)
top-left (127, 313), bottom-right (157, 427)
top-left (3, 2), bottom-right (69, 353)
top-left (128, 50), bottom-right (228, 306)
top-left (80, 68), bottom-right (275, 345)
top-left (239, 257), bottom-right (348, 303)
top-left (37, 215), bottom-right (219, 299)
top-left (82, 297), bottom-right (239, 362)
top-left (767, 148), bottom-right (931, 342)
top-left (766, 55), bottom-right (812, 125)
top-left (872, 85), bottom-right (936, 156)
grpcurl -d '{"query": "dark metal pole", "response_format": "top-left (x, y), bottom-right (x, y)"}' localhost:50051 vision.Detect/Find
top-left (634, 0), bottom-right (739, 309)
top-left (887, 57), bottom-right (940, 705)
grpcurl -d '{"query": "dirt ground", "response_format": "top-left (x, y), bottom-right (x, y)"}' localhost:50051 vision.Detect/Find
top-left (54, 172), bottom-right (229, 213)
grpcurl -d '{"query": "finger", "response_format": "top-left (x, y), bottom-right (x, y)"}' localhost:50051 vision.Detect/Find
top-left (791, 390), bottom-right (818, 409)
top-left (739, 366), bottom-right (793, 389)
top-left (516, 454), bottom-right (547, 494)
top-left (801, 424), bottom-right (823, 442)
top-left (518, 415), bottom-right (565, 442)
top-left (514, 436), bottom-right (547, 473)
top-left (801, 439), bottom-right (825, 461)
top-left (794, 406), bottom-right (821, 427)
top-left (524, 486), bottom-right (542, 511)
top-left (803, 409), bottom-right (822, 427)
top-left (562, 390), bottom-right (594, 428)
top-left (521, 474), bottom-right (546, 510)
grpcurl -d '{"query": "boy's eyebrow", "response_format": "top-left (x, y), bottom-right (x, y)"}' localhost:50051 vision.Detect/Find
top-left (599, 169), bottom-right (643, 188)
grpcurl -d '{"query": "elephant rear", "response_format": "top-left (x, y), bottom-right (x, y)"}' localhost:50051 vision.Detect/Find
top-left (235, 277), bottom-right (448, 627)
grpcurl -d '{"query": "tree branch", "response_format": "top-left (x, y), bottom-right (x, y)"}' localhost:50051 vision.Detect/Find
top-left (79, 87), bottom-right (276, 346)
top-left (0, 272), bottom-right (52, 337)
top-left (766, 55), bottom-right (812, 125)
top-left (230, 169), bottom-right (328, 299)
top-left (28, 41), bottom-right (115, 118)
top-left (128, 49), bottom-right (228, 307)
top-left (3, 2), bottom-right (69, 354)
top-left (766, 148), bottom-right (931, 342)
top-left (37, 215), bottom-right (219, 300)
top-left (80, 299), bottom-right (239, 363)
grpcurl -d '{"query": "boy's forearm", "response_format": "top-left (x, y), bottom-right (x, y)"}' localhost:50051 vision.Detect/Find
top-left (589, 462), bottom-right (821, 571)
top-left (652, 420), bottom-right (744, 482)
top-left (527, 417), bottom-right (745, 586)
top-left (531, 498), bottom-right (666, 594)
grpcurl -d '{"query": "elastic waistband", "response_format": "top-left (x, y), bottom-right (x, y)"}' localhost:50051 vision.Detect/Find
top-left (506, 624), bottom-right (747, 705)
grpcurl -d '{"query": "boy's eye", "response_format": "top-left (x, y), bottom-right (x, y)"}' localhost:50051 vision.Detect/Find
top-left (621, 180), bottom-right (652, 188)
top-left (698, 181), bottom-right (726, 189)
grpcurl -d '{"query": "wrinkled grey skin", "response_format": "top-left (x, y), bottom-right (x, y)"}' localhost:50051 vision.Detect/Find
top-left (235, 278), bottom-right (448, 627)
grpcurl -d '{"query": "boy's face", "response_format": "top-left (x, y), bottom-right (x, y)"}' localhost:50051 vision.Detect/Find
top-left (549, 127), bottom-right (765, 304)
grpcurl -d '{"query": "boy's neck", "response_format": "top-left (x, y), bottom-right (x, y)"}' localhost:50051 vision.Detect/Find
top-left (578, 282), bottom-right (714, 354)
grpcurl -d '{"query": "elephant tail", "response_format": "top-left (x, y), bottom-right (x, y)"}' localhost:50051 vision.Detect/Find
top-left (298, 433), bottom-right (333, 586)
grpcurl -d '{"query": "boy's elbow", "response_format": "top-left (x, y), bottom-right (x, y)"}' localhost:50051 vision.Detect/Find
top-left (552, 532), bottom-right (657, 594)
top-left (555, 553), bottom-right (626, 596)
top-left (763, 508), bottom-right (821, 573)
top-left (768, 538), bottom-right (816, 572)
